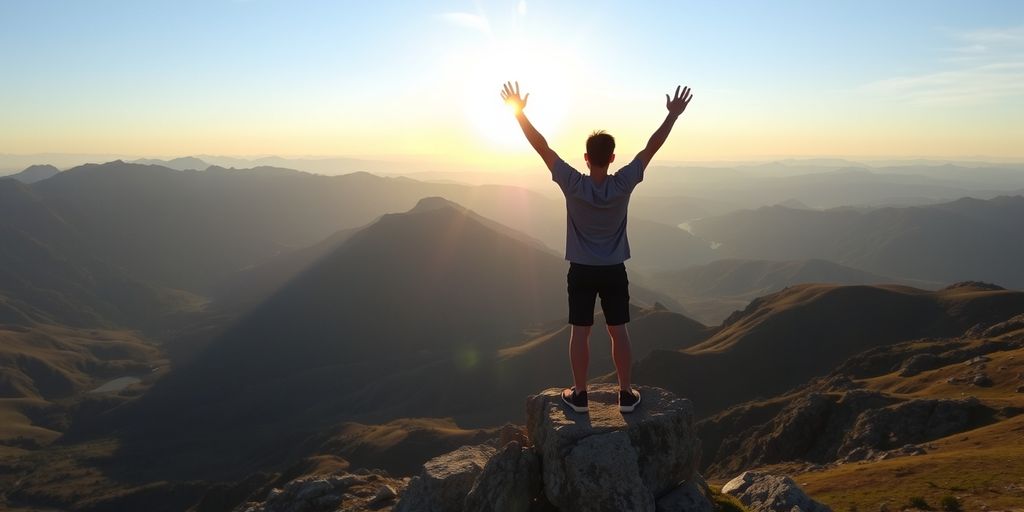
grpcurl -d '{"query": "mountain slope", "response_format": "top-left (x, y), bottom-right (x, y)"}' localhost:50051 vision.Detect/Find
top-left (633, 282), bottom-right (1024, 416)
top-left (689, 196), bottom-right (1024, 287)
top-left (0, 179), bottom-right (187, 330)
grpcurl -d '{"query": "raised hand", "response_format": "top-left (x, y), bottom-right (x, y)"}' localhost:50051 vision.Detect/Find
top-left (666, 85), bottom-right (693, 117)
top-left (500, 81), bottom-right (529, 114)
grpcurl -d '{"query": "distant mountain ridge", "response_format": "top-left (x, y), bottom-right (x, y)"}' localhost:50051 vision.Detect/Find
top-left (1, 164), bottom-right (59, 183)
top-left (690, 195), bottom-right (1024, 288)
top-left (633, 282), bottom-right (1024, 415)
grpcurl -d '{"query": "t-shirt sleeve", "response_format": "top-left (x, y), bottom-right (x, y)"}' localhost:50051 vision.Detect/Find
top-left (551, 158), bottom-right (583, 194)
top-left (612, 156), bottom-right (645, 195)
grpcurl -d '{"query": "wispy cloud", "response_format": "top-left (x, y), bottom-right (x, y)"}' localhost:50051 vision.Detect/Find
top-left (865, 25), bottom-right (1024, 106)
top-left (438, 12), bottom-right (491, 35)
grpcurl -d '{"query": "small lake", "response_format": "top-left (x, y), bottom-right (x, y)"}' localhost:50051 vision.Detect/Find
top-left (89, 376), bottom-right (142, 393)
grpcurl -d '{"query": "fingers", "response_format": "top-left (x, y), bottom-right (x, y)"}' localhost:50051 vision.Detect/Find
top-left (515, 80), bottom-right (520, 96)
top-left (674, 85), bottom-right (681, 100)
top-left (523, 92), bottom-right (529, 104)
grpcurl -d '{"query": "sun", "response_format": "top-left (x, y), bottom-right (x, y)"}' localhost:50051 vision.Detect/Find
top-left (457, 37), bottom-right (578, 149)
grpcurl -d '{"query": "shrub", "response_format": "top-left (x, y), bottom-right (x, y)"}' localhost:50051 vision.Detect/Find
top-left (908, 496), bottom-right (931, 510)
top-left (940, 495), bottom-right (961, 512)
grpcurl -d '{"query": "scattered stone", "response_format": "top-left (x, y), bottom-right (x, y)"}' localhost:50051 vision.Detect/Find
top-left (371, 484), bottom-right (397, 504)
top-left (394, 444), bottom-right (496, 512)
top-left (972, 374), bottom-right (994, 387)
top-left (295, 479), bottom-right (332, 500)
top-left (966, 355), bottom-right (991, 366)
top-left (722, 471), bottom-right (832, 512)
top-left (1016, 386), bottom-right (1024, 393)
top-left (235, 472), bottom-right (407, 512)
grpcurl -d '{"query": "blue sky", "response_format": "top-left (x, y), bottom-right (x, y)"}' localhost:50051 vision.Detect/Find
top-left (1, 0), bottom-right (1022, 164)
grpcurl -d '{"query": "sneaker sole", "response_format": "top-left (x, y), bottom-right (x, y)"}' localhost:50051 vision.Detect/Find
top-left (619, 391), bottom-right (641, 413)
top-left (561, 394), bottom-right (589, 413)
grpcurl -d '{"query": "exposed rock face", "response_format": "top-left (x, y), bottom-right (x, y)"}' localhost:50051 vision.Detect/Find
top-left (463, 441), bottom-right (540, 512)
top-left (837, 396), bottom-right (991, 456)
top-left (526, 385), bottom-right (702, 512)
top-left (655, 474), bottom-right (714, 512)
top-left (394, 444), bottom-right (496, 512)
top-left (243, 386), bottom-right (712, 512)
top-left (235, 472), bottom-right (406, 512)
top-left (722, 471), bottom-right (832, 512)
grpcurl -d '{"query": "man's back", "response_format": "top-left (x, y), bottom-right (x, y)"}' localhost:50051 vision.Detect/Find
top-left (551, 156), bottom-right (645, 265)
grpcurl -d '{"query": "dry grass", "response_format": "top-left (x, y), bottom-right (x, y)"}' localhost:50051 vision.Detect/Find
top-left (786, 414), bottom-right (1024, 511)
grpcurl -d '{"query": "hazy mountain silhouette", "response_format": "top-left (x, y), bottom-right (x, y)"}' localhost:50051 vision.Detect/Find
top-left (0, 179), bottom-right (182, 329)
top-left (642, 163), bottom-right (1024, 215)
top-left (130, 156), bottom-right (209, 170)
top-left (75, 197), bottom-right (699, 478)
top-left (30, 161), bottom-right (461, 291)
top-left (656, 259), bottom-right (896, 299)
top-left (690, 196), bottom-right (1024, 288)
top-left (2, 164), bottom-right (59, 184)
top-left (633, 282), bottom-right (1024, 416)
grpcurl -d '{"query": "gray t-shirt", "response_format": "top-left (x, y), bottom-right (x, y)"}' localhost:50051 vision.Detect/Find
top-left (551, 156), bottom-right (645, 265)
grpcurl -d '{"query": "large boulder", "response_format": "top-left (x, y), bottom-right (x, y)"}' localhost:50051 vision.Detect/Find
top-left (655, 474), bottom-right (714, 512)
top-left (722, 471), bottom-right (831, 512)
top-left (394, 443), bottom-right (496, 512)
top-left (526, 385), bottom-right (702, 512)
top-left (463, 440), bottom-right (541, 512)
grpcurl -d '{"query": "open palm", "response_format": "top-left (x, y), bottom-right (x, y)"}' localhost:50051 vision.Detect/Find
top-left (501, 81), bottom-right (529, 113)
top-left (666, 85), bottom-right (693, 116)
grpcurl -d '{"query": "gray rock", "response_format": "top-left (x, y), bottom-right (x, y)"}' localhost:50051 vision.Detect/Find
top-left (966, 355), bottom-right (991, 366)
top-left (972, 373), bottom-right (993, 387)
top-left (722, 471), bottom-right (832, 512)
top-left (394, 443), bottom-right (497, 512)
top-left (655, 474), bottom-right (714, 512)
top-left (526, 385), bottom-right (701, 511)
top-left (899, 353), bottom-right (942, 377)
top-left (295, 479), bottom-right (332, 500)
top-left (464, 441), bottom-right (540, 512)
top-left (371, 484), bottom-right (397, 504)
top-left (1016, 386), bottom-right (1024, 393)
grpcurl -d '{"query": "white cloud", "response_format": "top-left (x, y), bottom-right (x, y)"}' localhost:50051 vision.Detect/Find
top-left (439, 12), bottom-right (491, 34)
top-left (865, 25), bottom-right (1024, 106)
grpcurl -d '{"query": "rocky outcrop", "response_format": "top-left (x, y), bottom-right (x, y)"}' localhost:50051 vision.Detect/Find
top-left (235, 471), bottom-right (407, 512)
top-left (245, 386), bottom-right (712, 512)
top-left (700, 390), bottom-right (994, 477)
top-left (463, 441), bottom-right (540, 512)
top-left (526, 385), bottom-right (703, 512)
top-left (394, 444), bottom-right (496, 512)
top-left (722, 471), bottom-right (831, 512)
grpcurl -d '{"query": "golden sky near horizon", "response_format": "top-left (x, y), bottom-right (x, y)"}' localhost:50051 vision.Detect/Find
top-left (2, 2), bottom-right (1022, 168)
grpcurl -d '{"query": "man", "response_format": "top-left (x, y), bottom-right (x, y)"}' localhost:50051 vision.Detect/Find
top-left (501, 81), bottom-right (693, 414)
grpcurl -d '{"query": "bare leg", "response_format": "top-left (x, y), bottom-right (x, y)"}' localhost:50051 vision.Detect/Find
top-left (569, 325), bottom-right (591, 392)
top-left (608, 324), bottom-right (632, 391)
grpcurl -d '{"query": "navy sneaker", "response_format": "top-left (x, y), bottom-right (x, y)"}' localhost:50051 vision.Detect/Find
top-left (561, 387), bottom-right (588, 413)
top-left (619, 388), bottom-right (641, 413)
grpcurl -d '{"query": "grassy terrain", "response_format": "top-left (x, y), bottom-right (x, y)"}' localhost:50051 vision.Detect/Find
top-left (766, 342), bottom-right (1024, 511)
top-left (791, 414), bottom-right (1024, 511)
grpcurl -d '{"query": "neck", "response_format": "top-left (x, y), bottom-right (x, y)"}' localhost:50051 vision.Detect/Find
top-left (589, 166), bottom-right (609, 178)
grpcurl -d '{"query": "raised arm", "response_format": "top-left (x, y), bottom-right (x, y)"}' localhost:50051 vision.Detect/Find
top-left (501, 81), bottom-right (559, 171)
top-left (635, 85), bottom-right (693, 170)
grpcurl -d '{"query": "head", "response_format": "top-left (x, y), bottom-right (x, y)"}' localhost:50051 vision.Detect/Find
top-left (585, 130), bottom-right (615, 171)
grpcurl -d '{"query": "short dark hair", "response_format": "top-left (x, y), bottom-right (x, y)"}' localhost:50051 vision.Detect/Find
top-left (586, 130), bottom-right (615, 167)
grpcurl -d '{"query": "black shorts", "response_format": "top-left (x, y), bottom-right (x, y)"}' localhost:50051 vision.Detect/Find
top-left (567, 262), bottom-right (630, 326)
